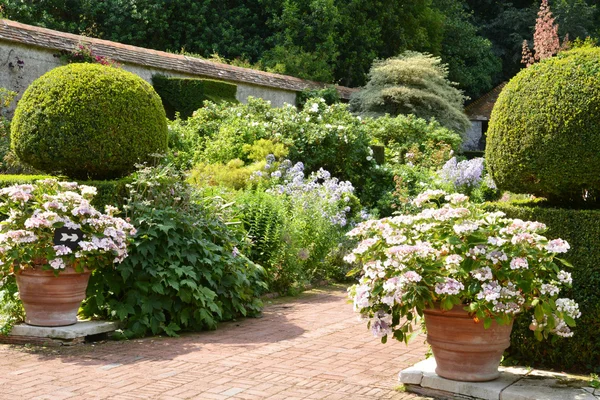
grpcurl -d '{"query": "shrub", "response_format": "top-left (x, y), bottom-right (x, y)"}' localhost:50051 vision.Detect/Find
top-left (485, 200), bottom-right (600, 373)
top-left (83, 177), bottom-right (132, 211)
top-left (11, 63), bottom-right (168, 180)
top-left (83, 164), bottom-right (264, 338)
top-left (296, 87), bottom-right (340, 109)
top-left (486, 47), bottom-right (600, 205)
top-left (169, 97), bottom-right (377, 202)
top-left (349, 52), bottom-right (470, 135)
top-left (230, 161), bottom-right (362, 293)
top-left (152, 75), bottom-right (238, 119)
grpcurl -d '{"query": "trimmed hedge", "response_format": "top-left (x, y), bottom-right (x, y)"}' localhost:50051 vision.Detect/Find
top-left (485, 200), bottom-right (600, 373)
top-left (0, 175), bottom-right (131, 211)
top-left (152, 75), bottom-right (238, 119)
top-left (486, 47), bottom-right (600, 205)
top-left (11, 64), bottom-right (168, 180)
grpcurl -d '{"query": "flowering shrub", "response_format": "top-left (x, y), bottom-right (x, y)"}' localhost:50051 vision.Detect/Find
top-left (347, 190), bottom-right (580, 343)
top-left (437, 157), bottom-right (501, 203)
top-left (439, 157), bottom-right (484, 188)
top-left (0, 179), bottom-right (135, 274)
top-left (237, 159), bottom-right (362, 293)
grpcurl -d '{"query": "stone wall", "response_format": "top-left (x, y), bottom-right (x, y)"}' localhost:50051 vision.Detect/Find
top-left (0, 19), bottom-right (352, 114)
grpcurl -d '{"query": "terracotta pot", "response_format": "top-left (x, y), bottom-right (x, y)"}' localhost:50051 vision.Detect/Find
top-left (423, 305), bottom-right (513, 382)
top-left (15, 266), bottom-right (91, 327)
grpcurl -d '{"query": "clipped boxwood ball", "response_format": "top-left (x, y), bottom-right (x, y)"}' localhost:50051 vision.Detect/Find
top-left (486, 47), bottom-right (600, 204)
top-left (11, 63), bottom-right (168, 179)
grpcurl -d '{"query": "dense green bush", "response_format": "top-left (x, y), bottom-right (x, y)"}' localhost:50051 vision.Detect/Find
top-left (11, 63), bottom-right (168, 180)
top-left (486, 200), bottom-right (600, 373)
top-left (296, 87), bottom-right (340, 109)
top-left (83, 165), bottom-right (264, 338)
top-left (84, 178), bottom-right (132, 211)
top-left (152, 75), bottom-right (238, 119)
top-left (486, 47), bottom-right (600, 205)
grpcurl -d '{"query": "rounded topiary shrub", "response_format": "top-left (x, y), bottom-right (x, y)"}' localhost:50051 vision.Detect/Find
top-left (11, 63), bottom-right (168, 180)
top-left (486, 47), bottom-right (600, 204)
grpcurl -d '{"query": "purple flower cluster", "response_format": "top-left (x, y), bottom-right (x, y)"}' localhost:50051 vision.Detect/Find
top-left (265, 157), bottom-right (355, 227)
top-left (439, 157), bottom-right (484, 188)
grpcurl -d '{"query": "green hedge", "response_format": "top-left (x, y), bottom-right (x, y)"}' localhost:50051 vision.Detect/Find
top-left (485, 200), bottom-right (600, 373)
top-left (0, 175), bottom-right (131, 211)
top-left (152, 75), bottom-right (238, 119)
top-left (486, 48), bottom-right (600, 205)
top-left (12, 63), bottom-right (168, 180)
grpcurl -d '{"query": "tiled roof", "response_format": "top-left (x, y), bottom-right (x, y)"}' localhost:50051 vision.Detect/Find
top-left (465, 82), bottom-right (507, 120)
top-left (0, 19), bottom-right (357, 99)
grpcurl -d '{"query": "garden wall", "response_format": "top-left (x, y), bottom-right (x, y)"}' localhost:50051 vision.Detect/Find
top-left (0, 19), bottom-right (356, 113)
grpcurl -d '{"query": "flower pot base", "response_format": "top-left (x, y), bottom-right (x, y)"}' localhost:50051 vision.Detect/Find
top-left (424, 306), bottom-right (513, 382)
top-left (16, 267), bottom-right (91, 327)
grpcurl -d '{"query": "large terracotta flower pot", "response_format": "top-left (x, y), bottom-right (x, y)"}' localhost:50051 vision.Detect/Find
top-left (15, 267), bottom-right (91, 327)
top-left (423, 305), bottom-right (513, 382)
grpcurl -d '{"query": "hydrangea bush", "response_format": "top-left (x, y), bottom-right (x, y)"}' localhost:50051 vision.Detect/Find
top-left (0, 179), bottom-right (135, 274)
top-left (347, 190), bottom-right (580, 343)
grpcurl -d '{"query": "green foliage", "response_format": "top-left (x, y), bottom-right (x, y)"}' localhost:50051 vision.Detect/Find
top-left (296, 87), bottom-right (340, 109)
top-left (11, 63), bottom-right (168, 180)
top-left (187, 140), bottom-right (289, 190)
top-left (467, 0), bottom-right (597, 84)
top-left (367, 114), bottom-right (461, 154)
top-left (433, 0), bottom-right (502, 99)
top-left (0, 174), bottom-right (53, 187)
top-left (0, 276), bottom-right (24, 336)
top-left (83, 164), bottom-right (264, 338)
top-left (152, 75), bottom-right (238, 119)
top-left (0, 88), bottom-right (36, 174)
top-left (486, 47), bottom-right (600, 205)
top-left (82, 177), bottom-right (132, 211)
top-left (169, 98), bottom-right (461, 211)
top-left (349, 52), bottom-right (470, 135)
top-left (168, 98), bottom-right (377, 203)
top-left (231, 180), bottom-right (359, 294)
top-left (486, 200), bottom-right (600, 373)
top-left (188, 159), bottom-right (261, 190)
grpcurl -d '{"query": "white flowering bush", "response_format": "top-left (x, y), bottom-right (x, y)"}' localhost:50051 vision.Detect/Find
top-left (0, 179), bottom-right (135, 274)
top-left (347, 190), bottom-right (580, 343)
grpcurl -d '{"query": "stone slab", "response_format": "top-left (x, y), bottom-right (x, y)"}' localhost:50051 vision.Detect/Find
top-left (10, 320), bottom-right (119, 340)
top-left (399, 359), bottom-right (599, 400)
top-left (500, 370), bottom-right (599, 400)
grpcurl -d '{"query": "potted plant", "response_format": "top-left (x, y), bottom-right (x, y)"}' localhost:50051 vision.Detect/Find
top-left (347, 190), bottom-right (580, 381)
top-left (0, 179), bottom-right (136, 327)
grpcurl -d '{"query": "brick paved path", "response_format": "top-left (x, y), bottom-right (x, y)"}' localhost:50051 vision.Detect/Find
top-left (0, 286), bottom-right (429, 400)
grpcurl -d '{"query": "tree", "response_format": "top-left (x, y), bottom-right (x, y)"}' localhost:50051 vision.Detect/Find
top-left (432, 0), bottom-right (502, 99)
top-left (259, 0), bottom-right (340, 82)
top-left (349, 52), bottom-right (470, 135)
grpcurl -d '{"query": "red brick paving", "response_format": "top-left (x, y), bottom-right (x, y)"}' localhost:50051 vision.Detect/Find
top-left (0, 286), bottom-right (430, 400)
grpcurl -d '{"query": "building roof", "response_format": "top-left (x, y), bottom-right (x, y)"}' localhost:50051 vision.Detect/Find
top-left (465, 82), bottom-right (507, 121)
top-left (0, 19), bottom-right (358, 100)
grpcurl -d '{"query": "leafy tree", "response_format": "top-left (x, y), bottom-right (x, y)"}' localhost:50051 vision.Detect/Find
top-left (349, 52), bottom-right (470, 135)
top-left (259, 0), bottom-right (340, 82)
top-left (333, 0), bottom-right (444, 87)
top-left (433, 0), bottom-right (502, 99)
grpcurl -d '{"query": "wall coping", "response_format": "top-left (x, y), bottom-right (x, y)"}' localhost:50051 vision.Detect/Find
top-left (0, 19), bottom-right (357, 100)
